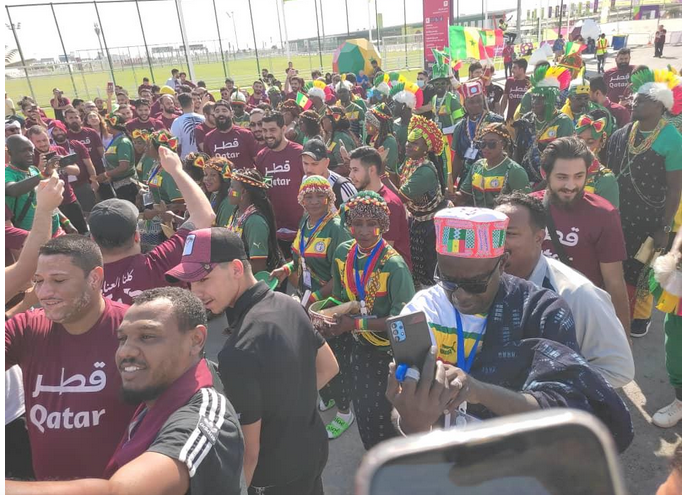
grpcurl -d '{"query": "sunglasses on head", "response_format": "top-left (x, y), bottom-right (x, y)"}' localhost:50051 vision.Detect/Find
top-left (434, 258), bottom-right (502, 294)
top-left (475, 140), bottom-right (500, 150)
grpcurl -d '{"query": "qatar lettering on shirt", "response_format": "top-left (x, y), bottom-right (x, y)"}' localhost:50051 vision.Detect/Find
top-left (5, 300), bottom-right (136, 480)
top-left (603, 67), bottom-right (633, 103)
top-left (204, 126), bottom-right (258, 169)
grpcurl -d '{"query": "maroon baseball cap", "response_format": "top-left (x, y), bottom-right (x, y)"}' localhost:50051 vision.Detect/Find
top-left (165, 227), bottom-right (248, 283)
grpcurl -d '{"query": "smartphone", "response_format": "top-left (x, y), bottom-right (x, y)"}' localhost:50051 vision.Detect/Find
top-left (385, 311), bottom-right (435, 368)
top-left (356, 409), bottom-right (628, 495)
top-left (107, 82), bottom-right (114, 94)
top-left (58, 153), bottom-right (78, 166)
top-left (44, 151), bottom-right (56, 161)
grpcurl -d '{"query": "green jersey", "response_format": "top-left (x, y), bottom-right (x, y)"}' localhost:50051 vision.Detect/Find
top-left (5, 165), bottom-right (59, 233)
top-left (212, 194), bottom-right (236, 228)
top-left (104, 134), bottom-right (135, 180)
top-left (376, 135), bottom-right (399, 177)
top-left (343, 101), bottom-right (365, 138)
top-left (393, 118), bottom-right (409, 165)
top-left (227, 205), bottom-right (272, 262)
top-left (433, 91), bottom-right (465, 132)
top-left (460, 157), bottom-right (530, 208)
top-left (288, 213), bottom-right (351, 293)
top-left (586, 163), bottom-right (620, 209)
top-left (331, 239), bottom-right (415, 349)
top-left (141, 156), bottom-right (183, 205)
top-left (328, 131), bottom-right (357, 170)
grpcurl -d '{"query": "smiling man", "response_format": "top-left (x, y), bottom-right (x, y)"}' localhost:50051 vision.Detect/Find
top-left (5, 235), bottom-right (135, 480)
top-left (530, 136), bottom-right (631, 336)
top-left (5, 287), bottom-right (246, 495)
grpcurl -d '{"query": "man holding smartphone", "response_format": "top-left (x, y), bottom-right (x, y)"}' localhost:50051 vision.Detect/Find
top-left (387, 207), bottom-right (634, 451)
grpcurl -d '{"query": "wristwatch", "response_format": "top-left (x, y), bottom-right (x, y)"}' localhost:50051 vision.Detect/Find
top-left (663, 225), bottom-right (673, 234)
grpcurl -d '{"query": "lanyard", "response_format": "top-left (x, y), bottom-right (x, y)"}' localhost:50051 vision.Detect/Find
top-left (299, 214), bottom-right (326, 263)
top-left (352, 240), bottom-right (385, 304)
top-left (105, 133), bottom-right (123, 154)
top-left (147, 161), bottom-right (162, 185)
top-left (455, 308), bottom-right (486, 373)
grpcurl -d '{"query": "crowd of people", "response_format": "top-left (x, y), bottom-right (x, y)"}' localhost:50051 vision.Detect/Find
top-left (4, 39), bottom-right (682, 495)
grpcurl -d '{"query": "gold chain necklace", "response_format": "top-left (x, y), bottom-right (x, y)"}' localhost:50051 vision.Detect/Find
top-left (627, 119), bottom-right (666, 155)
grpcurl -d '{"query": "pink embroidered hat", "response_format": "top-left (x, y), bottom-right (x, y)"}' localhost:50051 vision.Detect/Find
top-left (434, 207), bottom-right (509, 258)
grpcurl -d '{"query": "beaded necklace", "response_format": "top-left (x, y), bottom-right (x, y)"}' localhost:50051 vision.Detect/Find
top-left (227, 204), bottom-right (258, 237)
top-left (627, 119), bottom-right (666, 155)
top-left (399, 156), bottom-right (424, 187)
top-left (465, 111), bottom-right (487, 144)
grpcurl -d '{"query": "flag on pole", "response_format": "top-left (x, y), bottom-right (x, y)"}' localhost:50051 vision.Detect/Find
top-left (449, 26), bottom-right (486, 60)
top-left (480, 29), bottom-right (504, 58)
top-left (296, 91), bottom-right (313, 110)
top-left (564, 41), bottom-right (587, 55)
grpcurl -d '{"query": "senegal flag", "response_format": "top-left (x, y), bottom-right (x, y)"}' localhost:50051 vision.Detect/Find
top-left (449, 26), bottom-right (486, 60)
top-left (480, 29), bottom-right (504, 58)
top-left (296, 91), bottom-right (313, 110)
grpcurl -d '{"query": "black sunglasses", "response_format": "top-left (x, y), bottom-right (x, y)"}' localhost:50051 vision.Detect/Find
top-left (475, 140), bottom-right (500, 150)
top-left (434, 258), bottom-right (502, 294)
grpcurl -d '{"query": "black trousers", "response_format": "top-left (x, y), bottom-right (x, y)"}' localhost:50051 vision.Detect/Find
top-left (248, 443), bottom-right (327, 495)
top-left (654, 41), bottom-right (664, 57)
top-left (5, 415), bottom-right (34, 480)
top-left (596, 54), bottom-right (606, 73)
top-left (504, 61), bottom-right (513, 79)
top-left (97, 182), bottom-right (138, 204)
top-left (319, 333), bottom-right (353, 411)
top-left (351, 342), bottom-right (398, 450)
top-left (59, 201), bottom-right (88, 234)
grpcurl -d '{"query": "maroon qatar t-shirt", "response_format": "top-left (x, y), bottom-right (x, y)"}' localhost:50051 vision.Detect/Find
top-left (5, 299), bottom-right (136, 480)
top-left (378, 184), bottom-right (412, 270)
top-left (603, 66), bottom-right (634, 105)
top-left (103, 228), bottom-right (190, 305)
top-left (194, 122), bottom-right (215, 150)
top-left (504, 77), bottom-right (531, 120)
top-left (67, 127), bottom-right (105, 174)
top-left (203, 125), bottom-right (259, 169)
top-left (125, 117), bottom-right (165, 134)
top-left (530, 190), bottom-right (627, 288)
top-left (32, 145), bottom-right (77, 204)
top-left (255, 141), bottom-right (305, 241)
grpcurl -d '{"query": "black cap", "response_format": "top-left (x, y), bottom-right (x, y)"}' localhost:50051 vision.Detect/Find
top-left (301, 138), bottom-right (328, 161)
top-left (88, 199), bottom-right (139, 245)
top-left (165, 228), bottom-right (248, 283)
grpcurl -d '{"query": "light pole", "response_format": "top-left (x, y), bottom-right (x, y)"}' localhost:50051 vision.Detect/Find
top-left (226, 11), bottom-right (239, 53)
top-left (94, 23), bottom-right (106, 72)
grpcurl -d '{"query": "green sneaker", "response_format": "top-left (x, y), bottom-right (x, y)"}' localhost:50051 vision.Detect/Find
top-left (319, 398), bottom-right (336, 412)
top-left (326, 413), bottom-right (355, 439)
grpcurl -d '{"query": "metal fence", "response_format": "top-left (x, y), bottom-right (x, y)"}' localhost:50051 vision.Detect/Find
top-left (5, 0), bottom-right (425, 108)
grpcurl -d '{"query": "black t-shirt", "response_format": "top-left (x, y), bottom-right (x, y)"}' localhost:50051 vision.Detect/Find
top-left (218, 282), bottom-right (328, 488)
top-left (148, 376), bottom-right (247, 495)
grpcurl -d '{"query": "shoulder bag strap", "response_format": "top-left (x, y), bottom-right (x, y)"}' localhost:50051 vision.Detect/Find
top-left (542, 193), bottom-right (571, 266)
top-left (13, 189), bottom-right (36, 228)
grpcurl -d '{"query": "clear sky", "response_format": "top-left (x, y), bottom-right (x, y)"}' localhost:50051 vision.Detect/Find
top-left (4, 0), bottom-right (530, 60)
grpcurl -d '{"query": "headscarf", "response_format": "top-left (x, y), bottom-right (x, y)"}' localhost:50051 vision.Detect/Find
top-left (345, 190), bottom-right (390, 233)
top-left (365, 102), bottom-right (392, 129)
top-left (297, 175), bottom-right (335, 207)
top-left (323, 106), bottom-right (350, 131)
top-left (105, 113), bottom-right (127, 132)
top-left (281, 99), bottom-right (300, 117)
top-left (150, 129), bottom-right (179, 153)
top-left (206, 156), bottom-right (233, 180)
top-left (300, 109), bottom-right (321, 127)
top-left (407, 114), bottom-right (444, 155)
top-left (183, 151), bottom-right (208, 170)
top-left (575, 114), bottom-right (608, 140)
top-left (479, 122), bottom-right (512, 148)
top-left (231, 168), bottom-right (272, 189)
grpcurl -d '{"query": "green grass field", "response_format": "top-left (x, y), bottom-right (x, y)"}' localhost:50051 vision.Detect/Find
top-left (6, 50), bottom-right (505, 118)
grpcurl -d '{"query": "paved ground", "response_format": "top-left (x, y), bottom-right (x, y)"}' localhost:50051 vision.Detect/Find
top-left (203, 44), bottom-right (682, 495)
